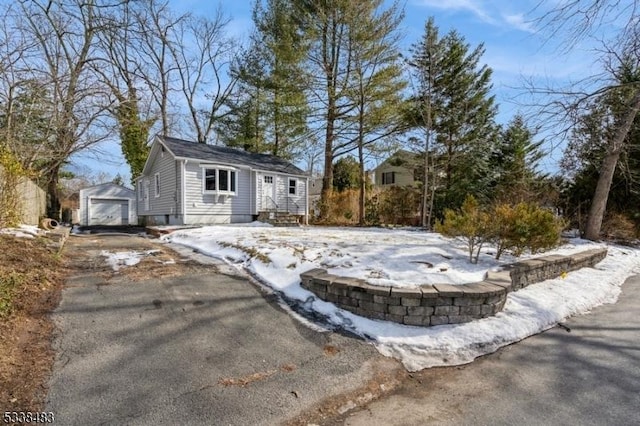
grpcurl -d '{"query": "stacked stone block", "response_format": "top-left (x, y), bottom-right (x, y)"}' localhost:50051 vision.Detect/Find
top-left (299, 247), bottom-right (608, 327)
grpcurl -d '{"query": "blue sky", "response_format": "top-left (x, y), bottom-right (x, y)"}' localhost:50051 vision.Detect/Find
top-left (73, 0), bottom-right (605, 183)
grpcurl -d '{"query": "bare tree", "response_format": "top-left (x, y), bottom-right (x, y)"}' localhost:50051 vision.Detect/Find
top-left (132, 0), bottom-right (185, 137)
top-left (166, 9), bottom-right (238, 143)
top-left (532, 0), bottom-right (640, 240)
top-left (14, 0), bottom-right (115, 219)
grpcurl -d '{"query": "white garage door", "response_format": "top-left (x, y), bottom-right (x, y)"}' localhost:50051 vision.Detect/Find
top-left (90, 199), bottom-right (129, 225)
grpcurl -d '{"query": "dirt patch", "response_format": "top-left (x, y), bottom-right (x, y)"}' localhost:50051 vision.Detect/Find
top-left (99, 247), bottom-right (201, 282)
top-left (0, 235), bottom-right (66, 412)
top-left (218, 364), bottom-right (298, 388)
top-left (323, 344), bottom-right (341, 357)
top-left (285, 359), bottom-right (407, 426)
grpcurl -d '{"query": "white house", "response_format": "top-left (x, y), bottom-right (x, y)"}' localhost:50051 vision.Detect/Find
top-left (78, 183), bottom-right (137, 226)
top-left (136, 136), bottom-right (309, 225)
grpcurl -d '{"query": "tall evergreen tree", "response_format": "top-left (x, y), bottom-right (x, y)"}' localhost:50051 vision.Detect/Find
top-left (490, 115), bottom-right (546, 202)
top-left (216, 44), bottom-right (270, 153)
top-left (295, 0), bottom-right (406, 219)
top-left (254, 0), bottom-right (309, 159)
top-left (345, 0), bottom-right (406, 224)
top-left (406, 17), bottom-right (443, 228)
top-left (407, 18), bottom-right (498, 218)
top-left (220, 0), bottom-right (308, 160)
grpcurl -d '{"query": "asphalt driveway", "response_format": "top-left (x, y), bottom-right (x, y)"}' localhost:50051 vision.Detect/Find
top-left (334, 274), bottom-right (640, 425)
top-left (46, 234), bottom-right (399, 425)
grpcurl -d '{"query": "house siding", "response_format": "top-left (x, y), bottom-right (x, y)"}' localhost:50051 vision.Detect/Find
top-left (375, 164), bottom-right (416, 187)
top-left (137, 137), bottom-right (309, 225)
top-left (182, 161), bottom-right (252, 224)
top-left (254, 172), bottom-right (307, 215)
top-left (138, 144), bottom-right (180, 222)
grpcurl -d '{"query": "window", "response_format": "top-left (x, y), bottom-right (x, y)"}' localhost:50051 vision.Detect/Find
top-left (205, 169), bottom-right (217, 191)
top-left (382, 171), bottom-right (395, 185)
top-left (264, 176), bottom-right (273, 184)
top-left (154, 173), bottom-right (160, 197)
top-left (203, 167), bottom-right (237, 195)
top-left (288, 178), bottom-right (297, 195)
top-left (137, 182), bottom-right (143, 201)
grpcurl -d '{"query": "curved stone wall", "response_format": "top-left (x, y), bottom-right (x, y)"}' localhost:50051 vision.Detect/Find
top-left (300, 248), bottom-right (607, 327)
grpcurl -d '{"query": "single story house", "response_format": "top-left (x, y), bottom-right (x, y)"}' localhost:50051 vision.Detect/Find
top-left (136, 136), bottom-right (309, 225)
top-left (78, 183), bottom-right (137, 226)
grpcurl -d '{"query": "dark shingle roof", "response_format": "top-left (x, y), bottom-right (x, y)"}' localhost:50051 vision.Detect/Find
top-left (159, 136), bottom-right (307, 176)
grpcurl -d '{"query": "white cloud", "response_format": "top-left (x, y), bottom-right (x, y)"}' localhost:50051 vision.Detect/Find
top-left (503, 13), bottom-right (536, 33)
top-left (414, 0), bottom-right (495, 24)
top-left (413, 0), bottom-right (541, 33)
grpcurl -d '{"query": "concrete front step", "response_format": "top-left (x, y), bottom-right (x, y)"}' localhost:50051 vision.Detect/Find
top-left (257, 210), bottom-right (301, 227)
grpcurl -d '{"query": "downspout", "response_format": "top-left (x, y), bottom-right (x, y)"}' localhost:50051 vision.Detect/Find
top-left (182, 160), bottom-right (187, 225)
top-left (251, 169), bottom-right (255, 217)
top-left (305, 176), bottom-right (309, 225)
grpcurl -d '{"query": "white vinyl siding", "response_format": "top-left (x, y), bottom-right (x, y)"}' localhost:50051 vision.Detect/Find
top-left (254, 172), bottom-right (307, 215)
top-left (183, 162), bottom-right (251, 223)
top-left (141, 143), bottom-right (180, 217)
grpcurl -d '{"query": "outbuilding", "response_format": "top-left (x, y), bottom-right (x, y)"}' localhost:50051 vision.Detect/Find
top-left (78, 183), bottom-right (137, 226)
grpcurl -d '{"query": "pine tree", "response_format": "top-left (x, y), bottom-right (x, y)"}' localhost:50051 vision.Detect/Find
top-left (490, 115), bottom-right (546, 203)
top-left (407, 18), bottom-right (498, 217)
top-left (295, 0), bottom-right (406, 219)
top-left (406, 17), bottom-right (444, 228)
top-left (345, 0), bottom-right (406, 224)
top-left (220, 0), bottom-right (308, 160)
top-left (435, 29), bottom-right (497, 211)
top-left (216, 45), bottom-right (270, 153)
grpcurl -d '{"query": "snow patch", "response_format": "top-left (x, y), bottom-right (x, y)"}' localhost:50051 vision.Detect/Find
top-left (162, 225), bottom-right (640, 370)
top-left (101, 249), bottom-right (161, 271)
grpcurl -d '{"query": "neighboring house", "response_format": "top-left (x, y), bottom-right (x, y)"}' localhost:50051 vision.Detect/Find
top-left (79, 183), bottom-right (137, 226)
top-left (136, 136), bottom-right (309, 225)
top-left (308, 177), bottom-right (323, 217)
top-left (373, 150), bottom-right (420, 187)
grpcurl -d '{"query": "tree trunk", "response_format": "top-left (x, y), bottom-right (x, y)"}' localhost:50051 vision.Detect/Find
top-left (584, 89), bottom-right (640, 240)
top-left (358, 142), bottom-right (366, 225)
top-left (46, 166), bottom-right (61, 221)
top-left (422, 129), bottom-right (431, 229)
top-left (320, 106), bottom-right (335, 219)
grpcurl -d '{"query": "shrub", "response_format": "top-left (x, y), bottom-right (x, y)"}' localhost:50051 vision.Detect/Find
top-left (0, 149), bottom-right (25, 228)
top-left (490, 202), bottom-right (564, 259)
top-left (601, 212), bottom-right (638, 241)
top-left (436, 195), bottom-right (490, 264)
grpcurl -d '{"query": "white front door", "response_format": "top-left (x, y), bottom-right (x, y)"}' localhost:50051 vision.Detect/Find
top-left (262, 175), bottom-right (275, 210)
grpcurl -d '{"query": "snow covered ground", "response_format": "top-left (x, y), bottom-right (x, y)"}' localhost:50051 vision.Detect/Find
top-left (0, 224), bottom-right (42, 239)
top-left (161, 224), bottom-right (640, 371)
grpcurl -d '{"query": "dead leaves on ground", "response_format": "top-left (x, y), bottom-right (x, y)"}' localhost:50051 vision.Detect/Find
top-left (218, 363), bottom-right (297, 388)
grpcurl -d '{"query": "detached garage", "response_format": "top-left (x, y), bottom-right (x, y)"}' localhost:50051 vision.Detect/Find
top-left (79, 183), bottom-right (137, 226)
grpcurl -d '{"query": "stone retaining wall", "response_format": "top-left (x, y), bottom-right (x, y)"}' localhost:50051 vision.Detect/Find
top-left (300, 248), bottom-right (608, 327)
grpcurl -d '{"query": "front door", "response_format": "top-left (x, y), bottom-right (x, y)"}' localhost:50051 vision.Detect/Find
top-left (262, 175), bottom-right (275, 210)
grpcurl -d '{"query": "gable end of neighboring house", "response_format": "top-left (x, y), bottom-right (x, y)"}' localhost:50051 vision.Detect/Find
top-left (136, 136), bottom-right (309, 226)
top-left (374, 150), bottom-right (420, 187)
